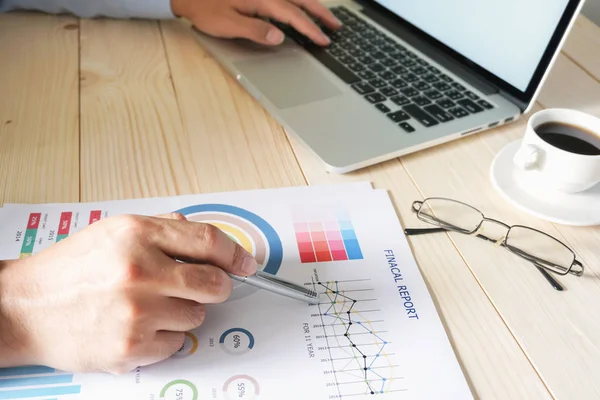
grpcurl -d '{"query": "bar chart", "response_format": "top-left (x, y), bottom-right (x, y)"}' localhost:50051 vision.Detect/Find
top-left (0, 366), bottom-right (81, 399)
top-left (292, 205), bottom-right (363, 263)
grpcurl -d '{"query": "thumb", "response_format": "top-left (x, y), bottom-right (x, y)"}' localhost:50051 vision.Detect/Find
top-left (221, 13), bottom-right (285, 45)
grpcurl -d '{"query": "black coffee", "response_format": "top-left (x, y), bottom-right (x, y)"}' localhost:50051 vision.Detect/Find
top-left (535, 122), bottom-right (600, 156)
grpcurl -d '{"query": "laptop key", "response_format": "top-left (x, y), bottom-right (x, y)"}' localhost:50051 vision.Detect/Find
top-left (369, 78), bottom-right (387, 89)
top-left (351, 82), bottom-right (375, 95)
top-left (381, 58), bottom-right (398, 67)
top-left (358, 70), bottom-right (376, 80)
top-left (437, 98), bottom-right (456, 109)
top-left (391, 65), bottom-right (408, 75)
top-left (375, 103), bottom-right (391, 113)
top-left (452, 82), bottom-right (466, 91)
top-left (401, 59), bottom-right (417, 68)
top-left (440, 74), bottom-right (453, 83)
top-left (357, 55), bottom-right (375, 65)
top-left (423, 74), bottom-right (439, 83)
top-left (400, 73), bottom-right (419, 83)
top-left (464, 91), bottom-right (480, 101)
top-left (303, 45), bottom-right (361, 84)
top-left (403, 104), bottom-right (439, 127)
top-left (478, 99), bottom-right (494, 109)
top-left (417, 59), bottom-right (429, 67)
top-left (381, 45), bottom-right (396, 53)
top-left (400, 87), bottom-right (419, 97)
top-left (411, 66), bottom-right (428, 75)
top-left (424, 89), bottom-right (443, 100)
top-left (372, 51), bottom-right (387, 59)
top-left (413, 96), bottom-right (431, 106)
top-left (391, 95), bottom-right (411, 106)
top-left (365, 93), bottom-right (386, 103)
top-left (380, 87), bottom-right (399, 97)
top-left (399, 121), bottom-right (416, 133)
top-left (424, 104), bottom-right (454, 122)
top-left (369, 63), bottom-right (385, 73)
top-left (390, 52), bottom-right (407, 61)
top-left (427, 66), bottom-right (441, 74)
top-left (379, 71), bottom-right (397, 81)
top-left (446, 90), bottom-right (464, 100)
top-left (391, 78), bottom-right (409, 89)
top-left (448, 107), bottom-right (469, 118)
top-left (387, 110), bottom-right (411, 123)
top-left (432, 82), bottom-right (451, 91)
top-left (413, 81), bottom-right (431, 91)
top-left (348, 62), bottom-right (365, 72)
top-left (457, 99), bottom-right (484, 113)
top-left (339, 54), bottom-right (355, 64)
top-left (348, 47), bottom-right (363, 57)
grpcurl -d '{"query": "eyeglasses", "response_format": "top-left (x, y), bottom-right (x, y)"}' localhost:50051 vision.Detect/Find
top-left (404, 197), bottom-right (584, 291)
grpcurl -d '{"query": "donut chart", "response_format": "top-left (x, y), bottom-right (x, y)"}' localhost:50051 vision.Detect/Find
top-left (174, 204), bottom-right (283, 300)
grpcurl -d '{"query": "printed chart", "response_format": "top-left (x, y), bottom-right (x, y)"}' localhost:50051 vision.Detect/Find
top-left (0, 186), bottom-right (473, 400)
top-left (308, 279), bottom-right (406, 398)
top-left (0, 366), bottom-right (81, 399)
top-left (17, 210), bottom-right (103, 259)
top-left (292, 206), bottom-right (363, 263)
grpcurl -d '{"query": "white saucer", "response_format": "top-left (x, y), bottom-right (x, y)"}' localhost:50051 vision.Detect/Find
top-left (490, 140), bottom-right (600, 226)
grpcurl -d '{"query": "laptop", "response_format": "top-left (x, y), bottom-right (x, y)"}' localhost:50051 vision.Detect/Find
top-left (192, 0), bottom-right (586, 173)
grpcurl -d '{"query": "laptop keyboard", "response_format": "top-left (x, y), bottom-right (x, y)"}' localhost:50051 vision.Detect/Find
top-left (273, 6), bottom-right (494, 132)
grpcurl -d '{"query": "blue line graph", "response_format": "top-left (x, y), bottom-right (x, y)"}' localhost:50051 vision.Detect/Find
top-left (312, 279), bottom-right (406, 398)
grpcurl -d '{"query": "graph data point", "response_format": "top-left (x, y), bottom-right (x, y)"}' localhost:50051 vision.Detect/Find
top-left (384, 341), bottom-right (388, 345)
top-left (375, 354), bottom-right (379, 357)
top-left (364, 367), bottom-right (367, 370)
top-left (383, 378), bottom-right (386, 382)
top-left (352, 344), bottom-right (356, 347)
top-left (335, 280), bottom-right (339, 283)
top-left (363, 355), bottom-right (367, 359)
top-left (317, 281), bottom-right (321, 284)
top-left (370, 391), bottom-right (375, 395)
top-left (356, 321), bottom-right (361, 324)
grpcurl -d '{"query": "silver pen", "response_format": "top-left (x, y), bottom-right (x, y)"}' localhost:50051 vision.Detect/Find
top-left (175, 256), bottom-right (319, 304)
top-left (228, 271), bottom-right (320, 304)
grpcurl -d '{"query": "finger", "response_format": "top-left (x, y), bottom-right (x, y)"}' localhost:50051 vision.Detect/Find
top-left (289, 0), bottom-right (341, 30)
top-left (153, 254), bottom-right (233, 304)
top-left (152, 297), bottom-right (207, 332)
top-left (148, 218), bottom-right (257, 276)
top-left (240, 0), bottom-right (331, 46)
top-left (155, 212), bottom-right (187, 221)
top-left (135, 331), bottom-right (186, 368)
top-left (201, 12), bottom-right (285, 45)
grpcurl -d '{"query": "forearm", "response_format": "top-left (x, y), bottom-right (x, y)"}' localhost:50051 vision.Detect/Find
top-left (0, 0), bottom-right (176, 19)
top-left (0, 259), bottom-right (33, 368)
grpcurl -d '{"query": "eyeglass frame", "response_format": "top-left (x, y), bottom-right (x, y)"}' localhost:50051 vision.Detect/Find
top-left (406, 197), bottom-right (584, 278)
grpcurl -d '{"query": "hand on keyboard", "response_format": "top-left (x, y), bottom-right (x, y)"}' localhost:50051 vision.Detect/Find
top-left (171, 0), bottom-right (342, 46)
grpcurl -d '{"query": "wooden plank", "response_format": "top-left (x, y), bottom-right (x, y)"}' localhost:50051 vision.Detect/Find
top-left (390, 53), bottom-right (600, 399)
top-left (0, 13), bottom-right (79, 205)
top-left (562, 15), bottom-right (600, 82)
top-left (288, 136), bottom-right (552, 399)
top-left (159, 20), bottom-right (306, 192)
top-left (79, 18), bottom-right (198, 201)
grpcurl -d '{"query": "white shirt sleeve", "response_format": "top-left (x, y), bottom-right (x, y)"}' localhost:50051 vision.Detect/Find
top-left (0, 0), bottom-right (176, 19)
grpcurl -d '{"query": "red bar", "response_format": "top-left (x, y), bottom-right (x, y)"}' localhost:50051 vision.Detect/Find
top-left (89, 210), bottom-right (102, 225)
top-left (299, 252), bottom-right (317, 263)
top-left (315, 250), bottom-right (332, 262)
top-left (331, 250), bottom-right (348, 261)
top-left (58, 212), bottom-right (72, 235)
top-left (27, 213), bottom-right (41, 229)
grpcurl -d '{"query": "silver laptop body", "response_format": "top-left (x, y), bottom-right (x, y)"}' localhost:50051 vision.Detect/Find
top-left (192, 0), bottom-right (585, 173)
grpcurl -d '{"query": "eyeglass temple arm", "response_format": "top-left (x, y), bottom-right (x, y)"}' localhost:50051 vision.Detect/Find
top-left (404, 226), bottom-right (565, 290)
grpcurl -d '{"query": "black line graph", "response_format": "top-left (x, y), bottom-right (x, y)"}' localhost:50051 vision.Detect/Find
top-left (309, 278), bottom-right (407, 398)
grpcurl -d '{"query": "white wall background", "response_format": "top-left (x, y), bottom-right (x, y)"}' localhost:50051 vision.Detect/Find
top-left (583, 0), bottom-right (600, 25)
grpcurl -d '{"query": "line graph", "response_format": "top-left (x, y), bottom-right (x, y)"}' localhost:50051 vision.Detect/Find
top-left (308, 278), bottom-right (407, 398)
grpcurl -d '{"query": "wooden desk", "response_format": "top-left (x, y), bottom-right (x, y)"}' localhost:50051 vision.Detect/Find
top-left (1, 10), bottom-right (599, 400)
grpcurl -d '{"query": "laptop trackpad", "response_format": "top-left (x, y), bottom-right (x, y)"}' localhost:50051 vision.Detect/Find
top-left (234, 51), bottom-right (341, 109)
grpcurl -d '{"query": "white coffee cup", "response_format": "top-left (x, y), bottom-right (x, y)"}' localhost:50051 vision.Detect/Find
top-left (513, 108), bottom-right (600, 193)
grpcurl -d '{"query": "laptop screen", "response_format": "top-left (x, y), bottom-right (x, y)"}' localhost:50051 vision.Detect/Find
top-left (373, 0), bottom-right (571, 93)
